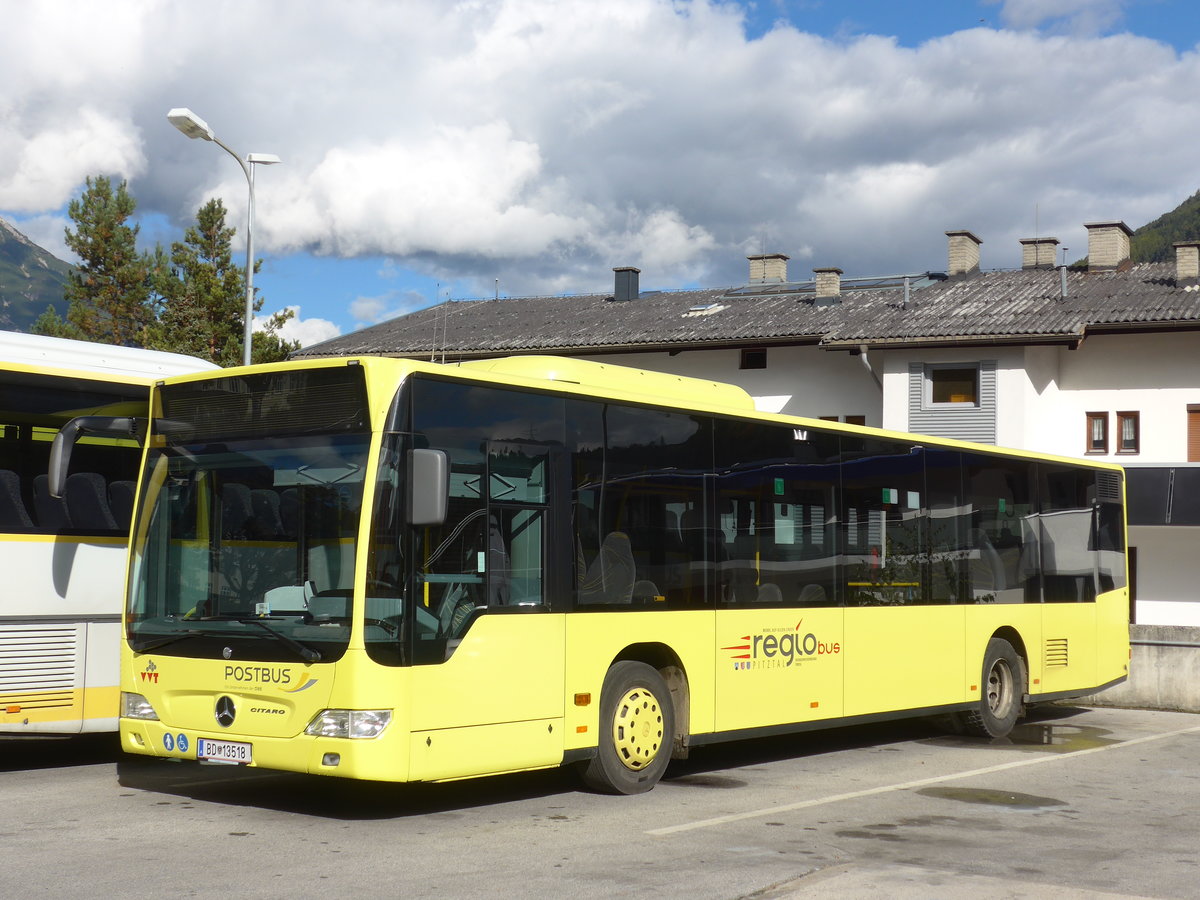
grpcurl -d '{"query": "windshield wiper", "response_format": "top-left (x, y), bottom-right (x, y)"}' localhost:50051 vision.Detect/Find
top-left (237, 619), bottom-right (322, 663)
top-left (130, 629), bottom-right (205, 654)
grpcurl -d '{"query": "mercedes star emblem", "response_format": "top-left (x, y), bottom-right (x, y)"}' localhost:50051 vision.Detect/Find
top-left (215, 696), bottom-right (236, 728)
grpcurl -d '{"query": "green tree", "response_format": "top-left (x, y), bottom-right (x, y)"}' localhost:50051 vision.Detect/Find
top-left (34, 175), bottom-right (153, 344)
top-left (30, 304), bottom-right (85, 340)
top-left (146, 198), bottom-right (297, 366)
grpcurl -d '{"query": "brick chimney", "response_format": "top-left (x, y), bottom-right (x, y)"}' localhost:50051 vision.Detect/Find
top-left (1085, 221), bottom-right (1133, 271)
top-left (946, 230), bottom-right (982, 276)
top-left (748, 253), bottom-right (789, 284)
top-left (813, 267), bottom-right (842, 300)
top-left (1176, 241), bottom-right (1200, 284)
top-left (1019, 237), bottom-right (1060, 269)
top-left (612, 266), bottom-right (640, 301)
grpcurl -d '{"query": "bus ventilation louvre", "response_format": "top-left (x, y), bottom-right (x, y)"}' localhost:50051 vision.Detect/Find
top-left (1044, 638), bottom-right (1070, 668)
top-left (159, 366), bottom-right (370, 441)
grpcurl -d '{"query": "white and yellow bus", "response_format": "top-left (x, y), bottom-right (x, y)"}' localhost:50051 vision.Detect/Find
top-left (81, 355), bottom-right (1126, 791)
top-left (0, 331), bottom-right (216, 735)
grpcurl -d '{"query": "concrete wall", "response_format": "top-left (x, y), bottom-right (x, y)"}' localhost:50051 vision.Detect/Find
top-left (1082, 625), bottom-right (1200, 713)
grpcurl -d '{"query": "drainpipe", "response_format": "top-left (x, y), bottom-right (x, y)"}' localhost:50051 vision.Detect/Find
top-left (858, 344), bottom-right (882, 389)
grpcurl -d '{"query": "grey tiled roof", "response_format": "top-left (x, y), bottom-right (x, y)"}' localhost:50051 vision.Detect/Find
top-left (294, 262), bottom-right (1200, 360)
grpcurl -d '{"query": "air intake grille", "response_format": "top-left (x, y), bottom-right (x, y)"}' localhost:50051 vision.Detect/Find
top-left (0, 626), bottom-right (79, 707)
top-left (1044, 637), bottom-right (1069, 668)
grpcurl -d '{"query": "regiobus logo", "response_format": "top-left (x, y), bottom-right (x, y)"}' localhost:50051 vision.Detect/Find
top-left (723, 620), bottom-right (841, 670)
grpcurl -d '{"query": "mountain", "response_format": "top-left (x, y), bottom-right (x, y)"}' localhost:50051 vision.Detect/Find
top-left (0, 217), bottom-right (72, 332)
top-left (1132, 189), bottom-right (1200, 262)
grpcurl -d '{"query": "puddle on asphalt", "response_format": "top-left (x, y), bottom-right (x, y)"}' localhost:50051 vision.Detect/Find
top-left (923, 722), bottom-right (1121, 754)
top-left (916, 786), bottom-right (1067, 809)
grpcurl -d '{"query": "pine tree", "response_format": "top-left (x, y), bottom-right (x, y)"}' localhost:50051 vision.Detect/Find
top-left (146, 198), bottom-right (297, 366)
top-left (36, 175), bottom-right (153, 344)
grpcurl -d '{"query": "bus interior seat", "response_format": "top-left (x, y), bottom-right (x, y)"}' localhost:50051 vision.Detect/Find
top-left (632, 579), bottom-right (661, 602)
top-left (798, 583), bottom-right (828, 606)
top-left (279, 488), bottom-right (299, 539)
top-left (727, 538), bottom-right (759, 603)
top-left (33, 473), bottom-right (69, 531)
top-left (0, 469), bottom-right (34, 531)
top-left (969, 527), bottom-right (1006, 591)
top-left (109, 480), bottom-right (135, 528)
top-left (65, 472), bottom-right (119, 532)
top-left (251, 489), bottom-right (285, 538)
top-left (755, 582), bottom-right (783, 604)
top-left (579, 531), bottom-right (635, 604)
top-left (222, 483), bottom-right (253, 538)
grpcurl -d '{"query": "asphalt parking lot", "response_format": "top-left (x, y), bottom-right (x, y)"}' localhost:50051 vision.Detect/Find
top-left (1, 704), bottom-right (1197, 899)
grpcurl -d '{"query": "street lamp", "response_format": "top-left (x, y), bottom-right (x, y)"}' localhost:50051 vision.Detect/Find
top-left (167, 107), bottom-right (280, 366)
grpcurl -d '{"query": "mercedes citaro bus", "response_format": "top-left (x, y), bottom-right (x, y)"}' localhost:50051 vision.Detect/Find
top-left (51, 354), bottom-right (1127, 791)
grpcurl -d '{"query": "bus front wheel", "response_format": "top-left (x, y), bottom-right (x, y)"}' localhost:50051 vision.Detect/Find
top-left (959, 637), bottom-right (1025, 738)
top-left (581, 661), bottom-right (674, 795)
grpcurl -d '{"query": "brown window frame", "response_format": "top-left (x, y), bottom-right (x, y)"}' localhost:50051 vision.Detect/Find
top-left (1116, 411), bottom-right (1140, 455)
top-left (739, 348), bottom-right (767, 370)
top-left (1189, 404), bottom-right (1200, 463)
top-left (1086, 412), bottom-right (1108, 454)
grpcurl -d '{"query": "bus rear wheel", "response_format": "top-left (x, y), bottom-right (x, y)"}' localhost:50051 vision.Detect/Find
top-left (581, 661), bottom-right (674, 795)
top-left (959, 637), bottom-right (1025, 738)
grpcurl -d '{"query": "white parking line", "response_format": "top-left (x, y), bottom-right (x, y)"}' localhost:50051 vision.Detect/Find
top-left (647, 723), bottom-right (1200, 836)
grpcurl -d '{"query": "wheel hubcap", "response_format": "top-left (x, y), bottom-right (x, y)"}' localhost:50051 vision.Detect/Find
top-left (986, 659), bottom-right (1014, 717)
top-left (611, 687), bottom-right (664, 771)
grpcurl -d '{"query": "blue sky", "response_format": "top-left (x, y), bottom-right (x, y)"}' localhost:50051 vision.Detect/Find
top-left (2, 0), bottom-right (1199, 347)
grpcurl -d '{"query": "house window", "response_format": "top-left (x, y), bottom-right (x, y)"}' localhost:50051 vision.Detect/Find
top-left (844, 415), bottom-right (866, 426)
top-left (1116, 411), bottom-right (1140, 454)
top-left (740, 348), bottom-right (767, 370)
top-left (1086, 412), bottom-right (1108, 454)
top-left (927, 366), bottom-right (979, 405)
top-left (1189, 405), bottom-right (1200, 463)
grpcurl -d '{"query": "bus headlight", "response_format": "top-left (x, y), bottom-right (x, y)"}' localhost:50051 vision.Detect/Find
top-left (304, 709), bottom-right (392, 739)
top-left (121, 692), bottom-right (159, 720)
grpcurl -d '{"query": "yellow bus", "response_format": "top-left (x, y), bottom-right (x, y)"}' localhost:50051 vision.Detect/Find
top-left (77, 355), bottom-right (1126, 791)
top-left (0, 331), bottom-right (216, 735)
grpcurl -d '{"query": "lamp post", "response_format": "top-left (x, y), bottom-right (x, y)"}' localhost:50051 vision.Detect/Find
top-left (167, 108), bottom-right (280, 366)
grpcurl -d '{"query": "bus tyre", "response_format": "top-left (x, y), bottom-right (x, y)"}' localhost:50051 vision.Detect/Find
top-left (960, 637), bottom-right (1025, 738)
top-left (582, 661), bottom-right (674, 795)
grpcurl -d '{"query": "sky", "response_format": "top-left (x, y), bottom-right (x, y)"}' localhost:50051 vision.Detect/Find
top-left (2, 0), bottom-right (1199, 347)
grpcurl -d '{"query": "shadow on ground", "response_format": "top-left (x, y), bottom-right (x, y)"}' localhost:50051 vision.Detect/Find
top-left (1, 704), bottom-right (1092, 820)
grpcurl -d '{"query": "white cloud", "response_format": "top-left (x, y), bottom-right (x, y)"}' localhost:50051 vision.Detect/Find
top-left (351, 290), bottom-right (434, 325)
top-left (256, 306), bottom-right (340, 348)
top-left (989, 0), bottom-right (1127, 34)
top-left (1, 0), bottom-right (1199, 298)
top-left (6, 213), bottom-right (74, 263)
top-left (0, 107), bottom-right (144, 211)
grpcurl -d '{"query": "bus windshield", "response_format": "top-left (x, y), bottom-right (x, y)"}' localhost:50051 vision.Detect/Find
top-left (127, 432), bottom-right (370, 662)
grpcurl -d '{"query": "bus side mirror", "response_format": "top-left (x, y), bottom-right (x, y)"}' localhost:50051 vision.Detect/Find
top-left (408, 448), bottom-right (448, 526)
top-left (49, 416), bottom-right (141, 499)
